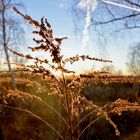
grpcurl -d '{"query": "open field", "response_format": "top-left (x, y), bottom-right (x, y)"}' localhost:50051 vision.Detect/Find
top-left (0, 72), bottom-right (140, 140)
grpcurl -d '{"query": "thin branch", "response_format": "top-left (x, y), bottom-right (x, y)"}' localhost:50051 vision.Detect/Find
top-left (124, 0), bottom-right (140, 8)
top-left (92, 13), bottom-right (140, 25)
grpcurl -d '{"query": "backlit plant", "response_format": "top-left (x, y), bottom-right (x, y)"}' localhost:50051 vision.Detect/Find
top-left (1, 7), bottom-right (140, 140)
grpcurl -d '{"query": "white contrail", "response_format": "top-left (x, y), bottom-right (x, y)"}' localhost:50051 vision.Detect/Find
top-left (82, 6), bottom-right (91, 47)
top-left (102, 0), bottom-right (140, 12)
top-left (77, 0), bottom-right (97, 48)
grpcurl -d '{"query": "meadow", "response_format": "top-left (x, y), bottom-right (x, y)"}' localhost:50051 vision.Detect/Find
top-left (0, 72), bottom-right (140, 140)
top-left (0, 7), bottom-right (140, 140)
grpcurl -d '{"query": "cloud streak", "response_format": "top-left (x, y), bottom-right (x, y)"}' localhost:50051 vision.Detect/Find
top-left (77, 0), bottom-right (97, 48)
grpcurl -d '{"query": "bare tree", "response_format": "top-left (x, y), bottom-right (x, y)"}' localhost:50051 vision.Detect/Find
top-left (127, 43), bottom-right (140, 76)
top-left (71, 0), bottom-right (140, 75)
top-left (0, 0), bottom-right (25, 89)
top-left (71, 0), bottom-right (140, 33)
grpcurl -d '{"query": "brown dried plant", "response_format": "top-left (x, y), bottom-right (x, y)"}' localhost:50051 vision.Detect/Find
top-left (1, 7), bottom-right (140, 140)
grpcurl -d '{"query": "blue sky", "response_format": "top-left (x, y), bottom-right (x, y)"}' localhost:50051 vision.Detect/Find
top-left (20, 0), bottom-right (140, 74)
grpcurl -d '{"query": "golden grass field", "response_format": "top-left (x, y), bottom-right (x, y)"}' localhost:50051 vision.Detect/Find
top-left (0, 72), bottom-right (140, 140)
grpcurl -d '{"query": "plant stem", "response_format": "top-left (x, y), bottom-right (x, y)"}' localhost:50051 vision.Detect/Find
top-left (61, 70), bottom-right (73, 140)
